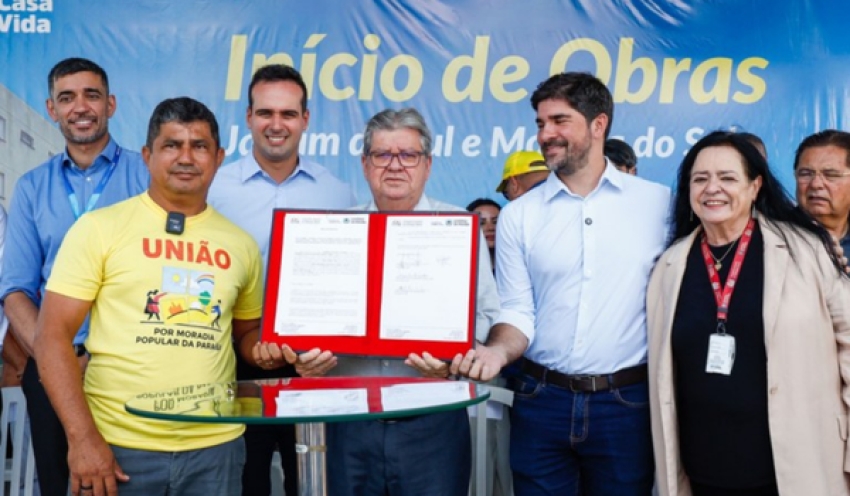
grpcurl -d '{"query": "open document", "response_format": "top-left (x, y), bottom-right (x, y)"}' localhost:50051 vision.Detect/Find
top-left (273, 213), bottom-right (369, 337)
top-left (381, 215), bottom-right (473, 342)
top-left (261, 210), bottom-right (479, 359)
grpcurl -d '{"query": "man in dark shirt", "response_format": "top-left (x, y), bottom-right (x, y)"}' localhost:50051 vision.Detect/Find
top-left (604, 138), bottom-right (637, 175)
top-left (794, 130), bottom-right (850, 254)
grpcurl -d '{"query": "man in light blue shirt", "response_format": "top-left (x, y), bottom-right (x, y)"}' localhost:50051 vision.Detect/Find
top-left (0, 204), bottom-right (8, 354)
top-left (208, 66), bottom-right (355, 266)
top-left (455, 73), bottom-right (670, 495)
top-left (0, 57), bottom-right (149, 496)
top-left (208, 64), bottom-right (355, 496)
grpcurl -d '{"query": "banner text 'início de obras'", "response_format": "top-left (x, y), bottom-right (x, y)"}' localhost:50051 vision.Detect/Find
top-left (224, 34), bottom-right (768, 106)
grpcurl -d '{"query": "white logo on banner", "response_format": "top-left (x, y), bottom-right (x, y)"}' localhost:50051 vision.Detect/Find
top-left (0, 0), bottom-right (52, 33)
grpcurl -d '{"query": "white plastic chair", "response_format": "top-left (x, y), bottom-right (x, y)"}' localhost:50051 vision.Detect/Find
top-left (1, 386), bottom-right (37, 496)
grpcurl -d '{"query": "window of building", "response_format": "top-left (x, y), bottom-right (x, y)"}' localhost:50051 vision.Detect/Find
top-left (0, 116), bottom-right (6, 142)
top-left (0, 172), bottom-right (6, 200)
top-left (20, 130), bottom-right (34, 149)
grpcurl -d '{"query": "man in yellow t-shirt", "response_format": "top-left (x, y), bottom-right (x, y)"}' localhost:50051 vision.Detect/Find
top-left (34, 97), bottom-right (279, 496)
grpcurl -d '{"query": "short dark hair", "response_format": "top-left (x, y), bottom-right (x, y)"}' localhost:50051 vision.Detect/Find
top-left (466, 198), bottom-right (501, 213)
top-left (604, 139), bottom-right (637, 169)
top-left (145, 97), bottom-right (220, 149)
top-left (670, 130), bottom-right (843, 274)
top-left (793, 130), bottom-right (850, 170)
top-left (248, 64), bottom-right (308, 111)
top-left (530, 72), bottom-right (613, 137)
top-left (48, 57), bottom-right (109, 96)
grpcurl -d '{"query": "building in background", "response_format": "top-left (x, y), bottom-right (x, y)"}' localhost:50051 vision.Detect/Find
top-left (0, 85), bottom-right (65, 209)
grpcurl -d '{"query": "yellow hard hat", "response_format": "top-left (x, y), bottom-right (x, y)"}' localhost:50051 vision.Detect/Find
top-left (496, 150), bottom-right (548, 192)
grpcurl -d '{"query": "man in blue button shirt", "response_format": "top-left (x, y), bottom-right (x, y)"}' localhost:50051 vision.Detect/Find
top-left (208, 64), bottom-right (356, 496)
top-left (0, 57), bottom-right (149, 496)
top-left (455, 72), bottom-right (670, 495)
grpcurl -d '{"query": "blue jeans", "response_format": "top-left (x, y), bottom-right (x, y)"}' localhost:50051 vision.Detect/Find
top-left (110, 436), bottom-right (245, 495)
top-left (508, 374), bottom-right (653, 496)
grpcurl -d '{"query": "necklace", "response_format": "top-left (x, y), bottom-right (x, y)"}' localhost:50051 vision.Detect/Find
top-left (708, 239), bottom-right (738, 271)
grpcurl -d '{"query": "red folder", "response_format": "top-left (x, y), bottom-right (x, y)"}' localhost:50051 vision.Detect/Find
top-left (260, 210), bottom-right (480, 360)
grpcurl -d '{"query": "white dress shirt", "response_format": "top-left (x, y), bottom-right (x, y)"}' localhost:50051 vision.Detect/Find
top-left (495, 163), bottom-right (670, 375)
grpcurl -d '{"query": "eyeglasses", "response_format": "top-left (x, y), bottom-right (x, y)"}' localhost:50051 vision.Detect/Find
top-left (367, 151), bottom-right (425, 168)
top-left (794, 168), bottom-right (850, 183)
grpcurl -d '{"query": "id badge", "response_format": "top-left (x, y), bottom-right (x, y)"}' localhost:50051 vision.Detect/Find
top-left (705, 333), bottom-right (735, 375)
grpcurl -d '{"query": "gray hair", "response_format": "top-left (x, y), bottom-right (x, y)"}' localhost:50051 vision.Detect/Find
top-left (362, 108), bottom-right (432, 156)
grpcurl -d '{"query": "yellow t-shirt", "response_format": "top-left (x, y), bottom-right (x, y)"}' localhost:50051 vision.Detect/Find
top-left (47, 193), bottom-right (263, 451)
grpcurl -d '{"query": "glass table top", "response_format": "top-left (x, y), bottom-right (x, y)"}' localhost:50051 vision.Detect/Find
top-left (125, 376), bottom-right (490, 425)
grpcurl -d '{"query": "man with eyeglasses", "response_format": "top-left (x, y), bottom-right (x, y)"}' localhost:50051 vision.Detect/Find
top-left (273, 108), bottom-right (499, 495)
top-left (794, 130), bottom-right (850, 254)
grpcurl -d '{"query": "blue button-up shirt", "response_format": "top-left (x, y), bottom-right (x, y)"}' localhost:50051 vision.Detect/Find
top-left (208, 153), bottom-right (357, 270)
top-left (0, 138), bottom-right (149, 344)
top-left (0, 204), bottom-right (8, 348)
top-left (495, 163), bottom-right (670, 375)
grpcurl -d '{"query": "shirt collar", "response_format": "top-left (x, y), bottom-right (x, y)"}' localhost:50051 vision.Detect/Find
top-left (541, 157), bottom-right (623, 201)
top-left (61, 137), bottom-right (118, 171)
top-left (601, 157), bottom-right (625, 191)
top-left (528, 177), bottom-right (547, 192)
top-left (364, 194), bottom-right (430, 212)
top-left (413, 195), bottom-right (432, 211)
top-left (239, 153), bottom-right (318, 184)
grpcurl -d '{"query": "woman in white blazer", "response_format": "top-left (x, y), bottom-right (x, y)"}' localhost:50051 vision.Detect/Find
top-left (647, 131), bottom-right (850, 495)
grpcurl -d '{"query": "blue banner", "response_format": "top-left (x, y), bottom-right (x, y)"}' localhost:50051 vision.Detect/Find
top-left (2, 0), bottom-right (848, 206)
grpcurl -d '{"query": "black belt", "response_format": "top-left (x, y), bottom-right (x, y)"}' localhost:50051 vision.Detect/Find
top-left (74, 344), bottom-right (87, 357)
top-left (520, 360), bottom-right (647, 392)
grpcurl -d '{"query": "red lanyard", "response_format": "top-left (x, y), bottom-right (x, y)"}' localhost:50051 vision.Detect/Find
top-left (699, 218), bottom-right (755, 327)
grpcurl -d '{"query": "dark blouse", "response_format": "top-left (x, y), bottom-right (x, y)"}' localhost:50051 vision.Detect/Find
top-left (670, 222), bottom-right (776, 488)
